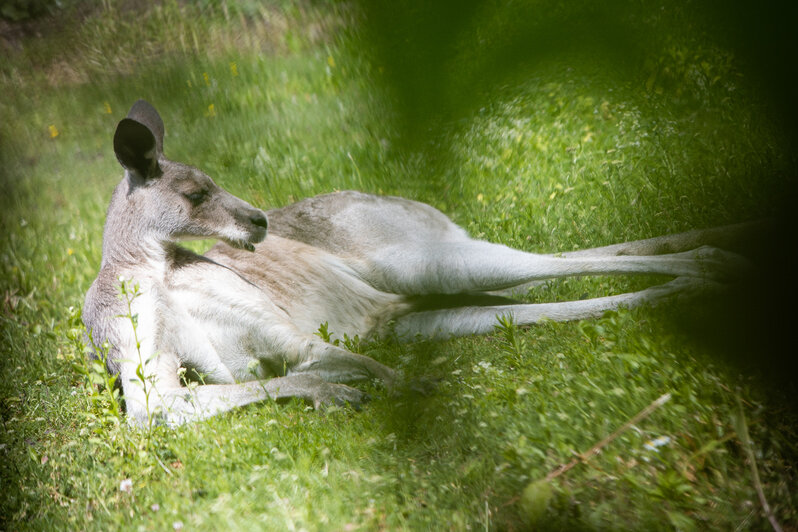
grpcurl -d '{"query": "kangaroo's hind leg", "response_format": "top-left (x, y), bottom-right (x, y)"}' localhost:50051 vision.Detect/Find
top-left (266, 191), bottom-right (749, 295)
top-left (362, 238), bottom-right (743, 295)
top-left (558, 221), bottom-right (762, 258)
top-left (394, 276), bottom-right (722, 341)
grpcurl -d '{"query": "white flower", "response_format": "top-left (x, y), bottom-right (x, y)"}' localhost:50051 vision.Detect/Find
top-left (119, 478), bottom-right (133, 493)
top-left (643, 435), bottom-right (672, 452)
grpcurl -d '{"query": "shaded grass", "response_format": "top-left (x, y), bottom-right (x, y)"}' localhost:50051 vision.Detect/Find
top-left (1, 1), bottom-right (797, 530)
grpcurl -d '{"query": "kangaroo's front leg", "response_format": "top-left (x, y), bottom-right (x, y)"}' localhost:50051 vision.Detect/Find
top-left (151, 375), bottom-right (368, 426)
top-left (253, 319), bottom-right (398, 385)
top-left (117, 348), bottom-right (368, 427)
top-left (286, 337), bottom-right (399, 386)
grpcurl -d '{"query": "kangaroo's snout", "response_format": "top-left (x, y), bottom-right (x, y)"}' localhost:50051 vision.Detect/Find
top-left (234, 206), bottom-right (268, 252)
top-left (250, 212), bottom-right (268, 231)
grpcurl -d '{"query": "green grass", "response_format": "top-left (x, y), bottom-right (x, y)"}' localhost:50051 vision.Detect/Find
top-left (1, 1), bottom-right (796, 530)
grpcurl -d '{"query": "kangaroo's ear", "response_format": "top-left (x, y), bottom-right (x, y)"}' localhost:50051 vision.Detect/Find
top-left (113, 100), bottom-right (165, 180)
top-left (113, 118), bottom-right (160, 180)
top-left (125, 99), bottom-right (164, 154)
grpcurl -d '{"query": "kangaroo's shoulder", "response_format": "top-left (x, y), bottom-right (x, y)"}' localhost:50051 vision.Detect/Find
top-left (266, 191), bottom-right (370, 231)
top-left (267, 191), bottom-right (431, 223)
top-left (264, 190), bottom-right (451, 250)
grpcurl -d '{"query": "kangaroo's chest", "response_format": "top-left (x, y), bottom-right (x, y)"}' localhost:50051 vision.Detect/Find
top-left (144, 264), bottom-right (289, 383)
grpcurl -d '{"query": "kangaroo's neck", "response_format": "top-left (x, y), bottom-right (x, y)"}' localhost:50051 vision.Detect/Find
top-left (100, 179), bottom-right (176, 272)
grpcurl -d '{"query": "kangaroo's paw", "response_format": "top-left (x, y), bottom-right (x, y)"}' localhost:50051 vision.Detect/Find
top-left (311, 380), bottom-right (370, 410)
top-left (675, 245), bottom-right (752, 281)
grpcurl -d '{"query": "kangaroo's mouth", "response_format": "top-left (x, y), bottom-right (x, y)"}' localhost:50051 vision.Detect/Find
top-left (226, 235), bottom-right (261, 252)
top-left (226, 225), bottom-right (267, 252)
top-left (225, 211), bottom-right (268, 252)
top-left (248, 224), bottom-right (268, 248)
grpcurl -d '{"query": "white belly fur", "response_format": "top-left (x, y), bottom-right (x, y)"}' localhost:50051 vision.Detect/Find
top-left (137, 244), bottom-right (409, 385)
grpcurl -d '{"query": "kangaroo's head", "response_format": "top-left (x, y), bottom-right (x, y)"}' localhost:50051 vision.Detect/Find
top-left (112, 100), bottom-right (268, 252)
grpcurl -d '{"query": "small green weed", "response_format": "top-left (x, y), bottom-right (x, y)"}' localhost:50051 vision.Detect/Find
top-left (493, 313), bottom-right (527, 365)
top-left (315, 321), bottom-right (363, 354)
top-left (66, 307), bottom-right (123, 427)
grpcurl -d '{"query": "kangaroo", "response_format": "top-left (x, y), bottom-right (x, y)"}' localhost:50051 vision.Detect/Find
top-left (83, 100), bottom-right (751, 427)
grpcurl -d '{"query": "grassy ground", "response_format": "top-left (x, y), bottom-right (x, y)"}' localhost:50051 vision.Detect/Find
top-left (1, 1), bottom-right (796, 530)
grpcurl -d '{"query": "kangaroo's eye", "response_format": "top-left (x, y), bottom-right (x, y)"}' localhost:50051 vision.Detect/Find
top-left (184, 190), bottom-right (207, 205)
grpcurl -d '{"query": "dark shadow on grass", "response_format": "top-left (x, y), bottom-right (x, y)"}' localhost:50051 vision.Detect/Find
top-left (354, 0), bottom-right (798, 144)
top-left (343, 3), bottom-right (798, 525)
top-left (350, 0), bottom-right (798, 405)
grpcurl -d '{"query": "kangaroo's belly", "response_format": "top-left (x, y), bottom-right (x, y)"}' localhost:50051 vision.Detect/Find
top-left (159, 268), bottom-right (277, 383)
top-left (206, 235), bottom-right (412, 339)
top-left (161, 242), bottom-right (409, 384)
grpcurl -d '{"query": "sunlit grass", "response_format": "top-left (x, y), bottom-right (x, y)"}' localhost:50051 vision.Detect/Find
top-left (1, 1), bottom-right (796, 530)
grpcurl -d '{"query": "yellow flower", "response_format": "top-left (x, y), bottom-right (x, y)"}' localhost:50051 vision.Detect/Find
top-left (103, 102), bottom-right (112, 114)
top-left (207, 104), bottom-right (216, 117)
top-left (230, 62), bottom-right (238, 77)
top-left (203, 72), bottom-right (210, 86)
top-left (48, 125), bottom-right (59, 138)
top-left (327, 55), bottom-right (335, 68)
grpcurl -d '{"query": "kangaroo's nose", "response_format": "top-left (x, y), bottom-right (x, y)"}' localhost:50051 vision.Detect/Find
top-left (250, 213), bottom-right (268, 230)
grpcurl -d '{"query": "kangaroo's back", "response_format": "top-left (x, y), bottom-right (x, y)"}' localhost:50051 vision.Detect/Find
top-left (262, 190), bottom-right (470, 257)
